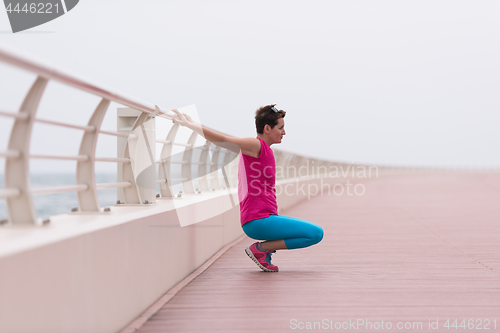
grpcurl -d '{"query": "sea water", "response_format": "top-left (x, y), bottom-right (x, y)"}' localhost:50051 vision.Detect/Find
top-left (0, 173), bottom-right (116, 220)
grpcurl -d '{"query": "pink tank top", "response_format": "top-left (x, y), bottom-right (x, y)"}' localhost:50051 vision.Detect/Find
top-left (238, 138), bottom-right (278, 226)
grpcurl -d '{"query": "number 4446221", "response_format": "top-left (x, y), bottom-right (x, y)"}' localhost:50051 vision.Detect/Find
top-left (444, 319), bottom-right (497, 330)
top-left (5, 3), bottom-right (60, 14)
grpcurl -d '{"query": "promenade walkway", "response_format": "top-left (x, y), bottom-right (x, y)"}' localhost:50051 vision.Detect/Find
top-left (134, 171), bottom-right (500, 333)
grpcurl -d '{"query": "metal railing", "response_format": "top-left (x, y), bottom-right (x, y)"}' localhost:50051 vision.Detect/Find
top-left (0, 44), bottom-right (339, 226)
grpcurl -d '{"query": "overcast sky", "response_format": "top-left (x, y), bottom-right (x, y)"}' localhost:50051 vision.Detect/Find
top-left (1, 0), bottom-right (499, 172)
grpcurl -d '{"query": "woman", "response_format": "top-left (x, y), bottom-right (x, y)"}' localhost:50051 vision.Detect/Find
top-left (171, 104), bottom-right (324, 272)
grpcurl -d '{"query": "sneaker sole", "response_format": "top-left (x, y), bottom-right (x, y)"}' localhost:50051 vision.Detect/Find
top-left (245, 247), bottom-right (279, 272)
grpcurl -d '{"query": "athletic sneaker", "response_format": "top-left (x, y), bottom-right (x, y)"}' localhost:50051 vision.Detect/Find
top-left (245, 242), bottom-right (279, 272)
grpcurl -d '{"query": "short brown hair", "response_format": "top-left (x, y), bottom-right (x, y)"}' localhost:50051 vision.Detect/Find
top-left (255, 104), bottom-right (286, 134)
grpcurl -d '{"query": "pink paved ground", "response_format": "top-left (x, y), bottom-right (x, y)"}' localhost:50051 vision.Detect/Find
top-left (137, 172), bottom-right (500, 332)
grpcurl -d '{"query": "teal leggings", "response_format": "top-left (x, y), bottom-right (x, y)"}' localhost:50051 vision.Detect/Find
top-left (242, 215), bottom-right (324, 250)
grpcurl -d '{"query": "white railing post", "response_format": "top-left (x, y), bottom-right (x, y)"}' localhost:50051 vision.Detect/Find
top-left (117, 108), bottom-right (141, 204)
top-left (196, 141), bottom-right (211, 192)
top-left (76, 98), bottom-right (110, 211)
top-left (181, 132), bottom-right (197, 194)
top-left (118, 109), bottom-right (155, 204)
top-left (130, 111), bottom-right (156, 204)
top-left (158, 123), bottom-right (180, 198)
top-left (5, 76), bottom-right (48, 225)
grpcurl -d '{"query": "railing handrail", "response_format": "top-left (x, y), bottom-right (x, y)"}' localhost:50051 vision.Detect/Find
top-left (0, 43), bottom-right (335, 226)
top-left (0, 43), bottom-right (250, 224)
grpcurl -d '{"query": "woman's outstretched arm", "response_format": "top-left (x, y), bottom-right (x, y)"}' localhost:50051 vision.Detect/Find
top-left (171, 109), bottom-right (261, 157)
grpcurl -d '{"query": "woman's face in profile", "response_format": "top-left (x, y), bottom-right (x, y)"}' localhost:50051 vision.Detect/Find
top-left (269, 118), bottom-right (285, 144)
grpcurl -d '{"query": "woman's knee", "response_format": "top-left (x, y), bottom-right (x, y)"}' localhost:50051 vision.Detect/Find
top-left (308, 224), bottom-right (324, 245)
top-left (308, 225), bottom-right (324, 245)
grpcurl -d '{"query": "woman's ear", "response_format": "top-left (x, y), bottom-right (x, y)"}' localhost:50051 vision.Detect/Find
top-left (264, 124), bottom-right (270, 133)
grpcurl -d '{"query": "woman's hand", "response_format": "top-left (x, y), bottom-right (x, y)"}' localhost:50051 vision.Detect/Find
top-left (171, 109), bottom-right (197, 128)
